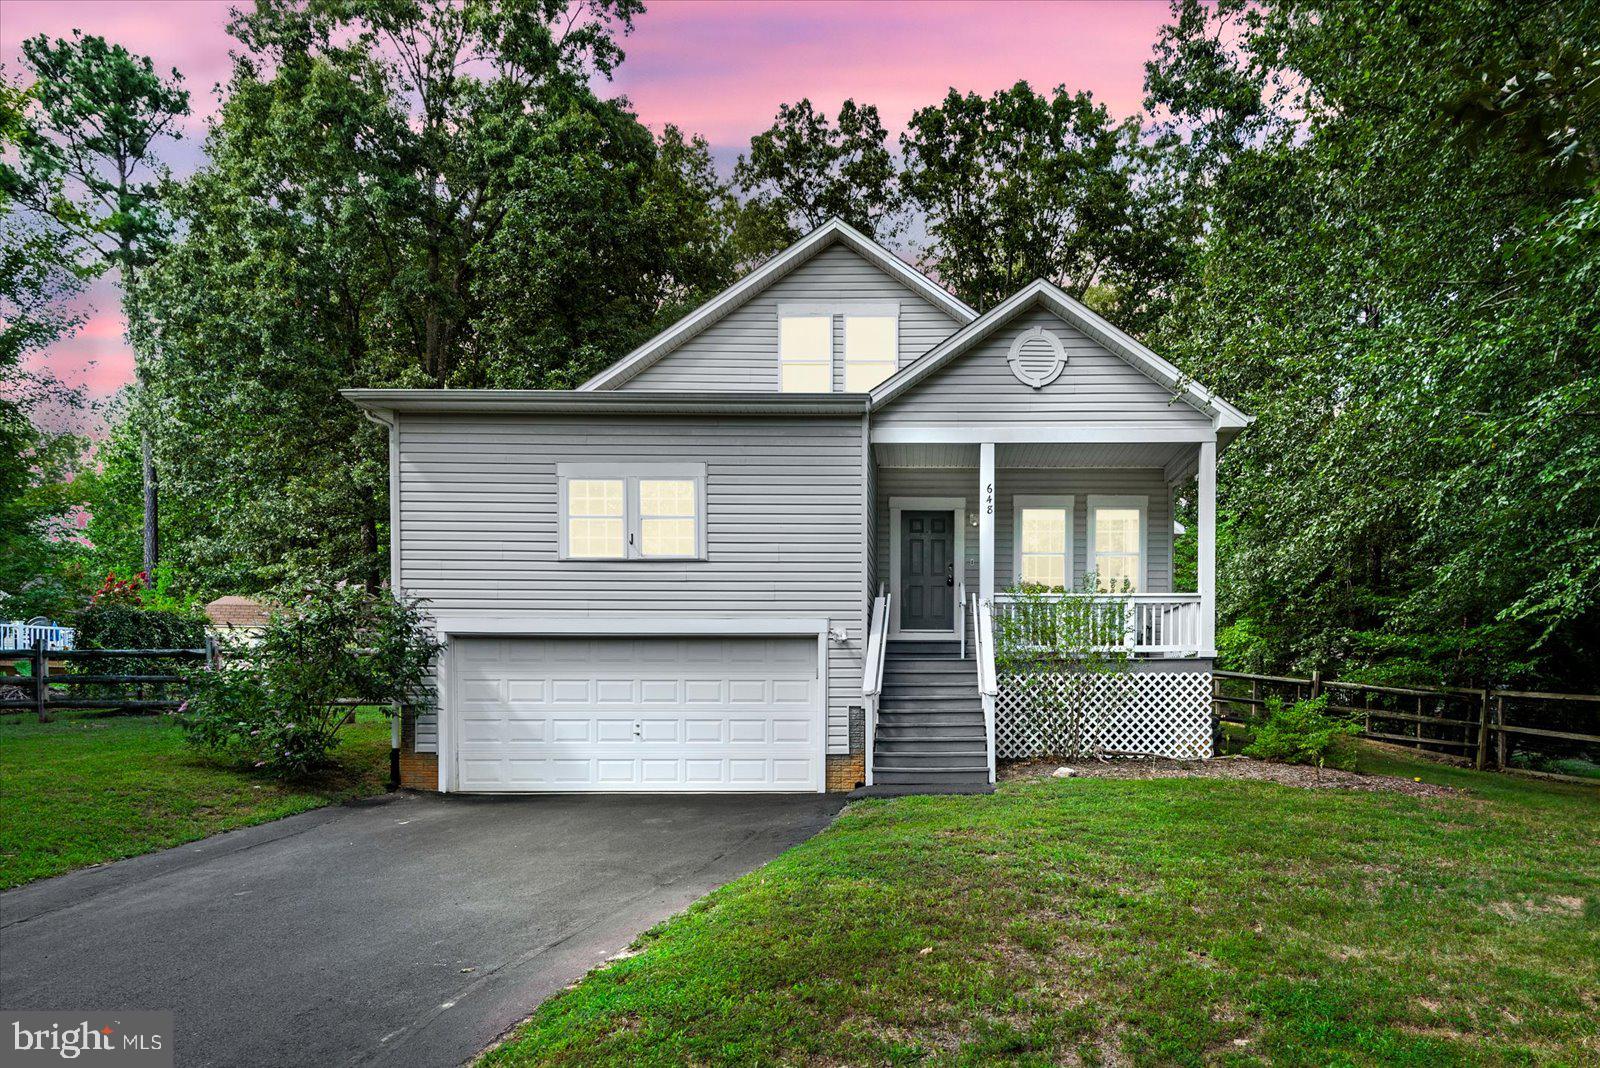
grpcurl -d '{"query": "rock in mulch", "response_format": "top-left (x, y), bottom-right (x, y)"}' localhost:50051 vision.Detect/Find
top-left (1003, 756), bottom-right (1461, 798)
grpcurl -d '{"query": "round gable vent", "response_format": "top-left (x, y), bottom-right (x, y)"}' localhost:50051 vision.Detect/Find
top-left (1006, 326), bottom-right (1068, 389)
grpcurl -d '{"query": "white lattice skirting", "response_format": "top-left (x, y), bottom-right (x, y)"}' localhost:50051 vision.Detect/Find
top-left (996, 670), bottom-right (1213, 760)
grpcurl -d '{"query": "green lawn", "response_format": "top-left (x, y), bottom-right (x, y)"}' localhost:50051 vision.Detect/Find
top-left (0, 708), bottom-right (391, 890)
top-left (483, 749), bottom-right (1599, 1067)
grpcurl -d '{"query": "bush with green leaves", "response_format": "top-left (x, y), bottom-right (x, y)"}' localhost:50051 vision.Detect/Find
top-left (1243, 695), bottom-right (1362, 772)
top-left (179, 586), bottom-right (441, 778)
top-left (71, 569), bottom-right (206, 651)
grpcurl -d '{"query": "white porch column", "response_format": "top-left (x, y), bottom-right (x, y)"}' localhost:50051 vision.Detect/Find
top-left (1198, 438), bottom-right (1217, 655)
top-left (979, 441), bottom-right (996, 604)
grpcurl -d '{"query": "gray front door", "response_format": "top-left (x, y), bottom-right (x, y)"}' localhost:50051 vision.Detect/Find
top-left (900, 510), bottom-right (955, 631)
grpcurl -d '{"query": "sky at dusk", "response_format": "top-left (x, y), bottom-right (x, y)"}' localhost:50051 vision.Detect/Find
top-left (2, 0), bottom-right (1174, 424)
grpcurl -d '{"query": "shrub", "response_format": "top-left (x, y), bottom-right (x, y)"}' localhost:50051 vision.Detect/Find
top-left (72, 569), bottom-right (205, 651)
top-left (179, 585), bottom-right (441, 778)
top-left (1243, 694), bottom-right (1362, 771)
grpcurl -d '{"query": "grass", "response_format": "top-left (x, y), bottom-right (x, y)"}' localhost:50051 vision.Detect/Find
top-left (483, 748), bottom-right (1599, 1067)
top-left (0, 708), bottom-right (391, 890)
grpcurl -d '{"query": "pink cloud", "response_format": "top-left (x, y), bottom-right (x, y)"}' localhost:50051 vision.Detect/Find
top-left (6, 0), bottom-right (1174, 429)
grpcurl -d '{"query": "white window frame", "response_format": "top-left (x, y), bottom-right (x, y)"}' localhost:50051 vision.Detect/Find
top-left (1012, 495), bottom-right (1075, 590)
top-left (777, 302), bottom-right (900, 393)
top-left (557, 462), bottom-right (707, 561)
top-left (1086, 494), bottom-right (1148, 592)
top-left (776, 305), bottom-right (833, 393)
top-left (842, 303), bottom-right (900, 393)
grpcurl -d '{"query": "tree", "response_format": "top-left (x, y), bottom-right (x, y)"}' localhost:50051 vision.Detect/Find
top-left (735, 98), bottom-right (900, 243)
top-left (1143, 0), bottom-right (1600, 690)
top-left (900, 82), bottom-right (1144, 312)
top-left (7, 32), bottom-right (188, 579)
top-left (0, 80), bottom-right (93, 618)
top-left (129, 0), bottom-right (746, 594)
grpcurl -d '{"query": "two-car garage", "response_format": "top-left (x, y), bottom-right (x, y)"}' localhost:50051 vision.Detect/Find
top-left (448, 633), bottom-right (826, 792)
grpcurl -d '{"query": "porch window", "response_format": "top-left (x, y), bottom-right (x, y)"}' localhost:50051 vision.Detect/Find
top-left (1013, 495), bottom-right (1074, 590)
top-left (1087, 496), bottom-right (1147, 592)
top-left (843, 314), bottom-right (898, 391)
top-left (558, 464), bottom-right (706, 560)
top-left (778, 312), bottom-right (831, 392)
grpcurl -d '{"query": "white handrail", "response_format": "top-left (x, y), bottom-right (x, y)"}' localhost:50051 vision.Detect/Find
top-left (862, 584), bottom-right (891, 788)
top-left (971, 594), bottom-right (997, 784)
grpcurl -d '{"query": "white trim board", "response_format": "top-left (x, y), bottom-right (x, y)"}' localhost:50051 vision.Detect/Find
top-left (871, 426), bottom-right (1218, 445)
top-left (580, 218), bottom-right (975, 391)
top-left (887, 496), bottom-right (967, 639)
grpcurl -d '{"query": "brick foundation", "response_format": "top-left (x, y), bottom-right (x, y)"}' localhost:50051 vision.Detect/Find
top-left (397, 714), bottom-right (440, 791)
top-left (826, 753), bottom-right (865, 792)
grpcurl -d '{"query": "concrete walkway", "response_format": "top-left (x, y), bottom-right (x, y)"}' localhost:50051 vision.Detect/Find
top-left (0, 792), bottom-right (844, 1067)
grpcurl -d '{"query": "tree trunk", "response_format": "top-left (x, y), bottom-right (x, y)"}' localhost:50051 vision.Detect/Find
top-left (141, 426), bottom-right (159, 576)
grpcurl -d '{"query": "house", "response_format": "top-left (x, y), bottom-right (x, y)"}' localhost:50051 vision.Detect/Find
top-left (203, 595), bottom-right (270, 641)
top-left (343, 219), bottom-right (1251, 795)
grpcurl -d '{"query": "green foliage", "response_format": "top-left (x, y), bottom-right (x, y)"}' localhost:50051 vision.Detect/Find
top-left (180, 586), bottom-right (441, 777)
top-left (121, 0), bottom-right (752, 592)
top-left (1142, 0), bottom-right (1600, 691)
top-left (735, 98), bottom-right (901, 241)
top-left (71, 570), bottom-right (204, 651)
top-left (1243, 695), bottom-right (1361, 771)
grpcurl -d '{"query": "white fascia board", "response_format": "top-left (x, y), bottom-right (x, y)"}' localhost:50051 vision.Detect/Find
top-left (340, 389), bottom-right (869, 416)
top-left (871, 426), bottom-right (1218, 445)
top-left (578, 218), bottom-right (975, 391)
top-left (428, 613), bottom-right (831, 638)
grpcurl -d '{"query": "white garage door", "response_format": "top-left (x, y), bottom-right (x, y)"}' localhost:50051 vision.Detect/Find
top-left (452, 635), bottom-right (823, 792)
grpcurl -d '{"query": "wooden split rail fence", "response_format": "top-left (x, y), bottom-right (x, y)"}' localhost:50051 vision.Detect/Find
top-left (1213, 669), bottom-right (1600, 783)
top-left (0, 638), bottom-right (215, 721)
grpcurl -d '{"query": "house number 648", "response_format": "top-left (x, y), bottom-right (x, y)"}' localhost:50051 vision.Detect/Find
top-left (985, 482), bottom-right (994, 514)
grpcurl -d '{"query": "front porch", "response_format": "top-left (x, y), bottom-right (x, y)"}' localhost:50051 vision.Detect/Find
top-left (861, 431), bottom-right (1223, 788)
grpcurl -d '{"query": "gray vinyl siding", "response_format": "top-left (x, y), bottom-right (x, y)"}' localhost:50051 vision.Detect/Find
top-left (398, 414), bottom-right (866, 755)
top-left (623, 244), bottom-right (962, 391)
top-left (875, 467), bottom-right (1174, 598)
top-left (875, 308), bottom-right (1214, 428)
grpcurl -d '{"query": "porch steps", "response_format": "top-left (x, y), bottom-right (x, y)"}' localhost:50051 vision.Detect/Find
top-left (871, 641), bottom-right (991, 790)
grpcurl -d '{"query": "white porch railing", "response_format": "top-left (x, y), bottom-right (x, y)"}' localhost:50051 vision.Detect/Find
top-left (1, 621), bottom-right (76, 651)
top-left (861, 584), bottom-right (891, 787)
top-left (970, 593), bottom-right (997, 783)
top-left (990, 593), bottom-right (1204, 657)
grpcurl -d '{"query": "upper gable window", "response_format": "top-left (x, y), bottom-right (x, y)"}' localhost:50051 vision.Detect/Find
top-left (777, 302), bottom-right (900, 392)
top-left (778, 312), bottom-right (832, 392)
top-left (844, 313), bottom-right (898, 391)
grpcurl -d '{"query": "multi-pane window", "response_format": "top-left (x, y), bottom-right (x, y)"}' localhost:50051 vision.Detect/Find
top-left (778, 314), bottom-right (831, 392)
top-left (1014, 496), bottom-right (1073, 590)
top-left (1089, 497), bottom-right (1145, 592)
top-left (843, 314), bottom-right (898, 391)
top-left (639, 479), bottom-right (697, 557)
top-left (560, 466), bottom-right (705, 560)
top-left (565, 479), bottom-right (625, 559)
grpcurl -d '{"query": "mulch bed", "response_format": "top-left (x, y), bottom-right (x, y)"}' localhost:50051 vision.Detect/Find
top-left (1000, 755), bottom-right (1462, 798)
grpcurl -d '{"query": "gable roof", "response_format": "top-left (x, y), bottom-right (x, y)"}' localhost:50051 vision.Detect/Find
top-left (870, 279), bottom-right (1253, 433)
top-left (579, 218), bottom-right (977, 391)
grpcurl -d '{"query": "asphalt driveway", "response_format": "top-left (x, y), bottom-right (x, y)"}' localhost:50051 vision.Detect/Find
top-left (0, 792), bottom-right (844, 1067)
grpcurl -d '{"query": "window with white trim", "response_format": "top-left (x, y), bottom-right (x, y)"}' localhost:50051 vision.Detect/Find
top-left (778, 312), bottom-right (831, 392)
top-left (843, 313), bottom-right (898, 391)
top-left (559, 464), bottom-right (706, 560)
top-left (1087, 496), bottom-right (1146, 592)
top-left (1013, 495), bottom-right (1073, 590)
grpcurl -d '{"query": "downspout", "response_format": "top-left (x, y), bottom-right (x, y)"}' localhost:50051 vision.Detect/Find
top-left (362, 407), bottom-right (403, 791)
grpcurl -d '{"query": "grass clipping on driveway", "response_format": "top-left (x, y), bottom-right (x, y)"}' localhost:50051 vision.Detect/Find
top-left (483, 751), bottom-right (1599, 1066)
top-left (0, 709), bottom-right (391, 890)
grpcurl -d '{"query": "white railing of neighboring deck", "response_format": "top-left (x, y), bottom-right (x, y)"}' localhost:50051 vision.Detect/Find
top-left (0, 621), bottom-right (75, 651)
